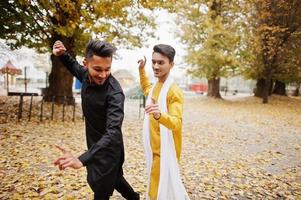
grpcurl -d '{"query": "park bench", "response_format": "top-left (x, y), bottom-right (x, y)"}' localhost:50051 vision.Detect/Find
top-left (8, 92), bottom-right (38, 121)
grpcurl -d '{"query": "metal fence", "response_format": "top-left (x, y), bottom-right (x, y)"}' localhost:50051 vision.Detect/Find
top-left (8, 92), bottom-right (82, 122)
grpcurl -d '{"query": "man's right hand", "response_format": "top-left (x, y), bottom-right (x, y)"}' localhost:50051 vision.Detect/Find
top-left (137, 56), bottom-right (146, 69)
top-left (53, 145), bottom-right (83, 170)
top-left (53, 40), bottom-right (66, 56)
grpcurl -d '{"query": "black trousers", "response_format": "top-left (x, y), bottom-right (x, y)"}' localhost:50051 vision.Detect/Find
top-left (94, 176), bottom-right (139, 200)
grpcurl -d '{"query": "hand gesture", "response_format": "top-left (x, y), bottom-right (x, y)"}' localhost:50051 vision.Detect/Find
top-left (52, 40), bottom-right (66, 56)
top-left (53, 145), bottom-right (83, 170)
top-left (145, 98), bottom-right (161, 119)
top-left (137, 56), bottom-right (147, 69)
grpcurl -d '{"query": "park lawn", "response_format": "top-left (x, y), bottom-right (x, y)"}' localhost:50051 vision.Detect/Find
top-left (0, 95), bottom-right (300, 199)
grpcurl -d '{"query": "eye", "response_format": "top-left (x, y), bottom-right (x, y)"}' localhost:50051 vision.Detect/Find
top-left (158, 61), bottom-right (164, 65)
top-left (152, 60), bottom-right (156, 65)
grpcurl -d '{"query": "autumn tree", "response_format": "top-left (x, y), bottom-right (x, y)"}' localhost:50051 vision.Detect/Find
top-left (176, 0), bottom-right (243, 98)
top-left (246, 0), bottom-right (301, 103)
top-left (0, 0), bottom-right (173, 104)
top-left (272, 23), bottom-right (301, 96)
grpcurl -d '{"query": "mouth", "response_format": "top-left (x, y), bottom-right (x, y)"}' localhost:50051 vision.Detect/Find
top-left (94, 78), bottom-right (105, 84)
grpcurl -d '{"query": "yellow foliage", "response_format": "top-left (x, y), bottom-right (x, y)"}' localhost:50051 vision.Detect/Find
top-left (1, 96), bottom-right (301, 199)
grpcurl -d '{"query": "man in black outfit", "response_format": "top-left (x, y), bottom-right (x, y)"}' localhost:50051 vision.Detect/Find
top-left (53, 39), bottom-right (139, 200)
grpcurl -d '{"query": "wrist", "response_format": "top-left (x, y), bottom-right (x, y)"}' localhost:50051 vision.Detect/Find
top-left (154, 112), bottom-right (161, 120)
top-left (78, 160), bottom-right (83, 168)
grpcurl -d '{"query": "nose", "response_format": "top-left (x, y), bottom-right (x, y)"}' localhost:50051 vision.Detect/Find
top-left (153, 63), bottom-right (159, 69)
top-left (98, 72), bottom-right (106, 78)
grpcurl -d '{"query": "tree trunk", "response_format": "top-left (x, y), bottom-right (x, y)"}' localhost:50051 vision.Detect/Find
top-left (43, 36), bottom-right (76, 104)
top-left (254, 78), bottom-right (265, 97)
top-left (293, 85), bottom-right (300, 96)
top-left (43, 55), bottom-right (75, 104)
top-left (262, 69), bottom-right (273, 104)
top-left (206, 1), bottom-right (221, 99)
top-left (273, 80), bottom-right (286, 95)
top-left (207, 77), bottom-right (221, 98)
top-left (269, 80), bottom-right (273, 96)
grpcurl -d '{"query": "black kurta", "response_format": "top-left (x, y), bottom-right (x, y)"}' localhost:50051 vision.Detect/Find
top-left (59, 53), bottom-right (125, 196)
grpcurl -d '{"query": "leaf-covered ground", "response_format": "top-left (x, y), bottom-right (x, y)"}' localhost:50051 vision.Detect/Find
top-left (0, 95), bottom-right (300, 199)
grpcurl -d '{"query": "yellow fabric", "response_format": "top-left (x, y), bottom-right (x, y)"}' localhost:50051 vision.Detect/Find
top-left (139, 68), bottom-right (184, 199)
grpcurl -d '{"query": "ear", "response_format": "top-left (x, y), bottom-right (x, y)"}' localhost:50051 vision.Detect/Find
top-left (170, 61), bottom-right (174, 69)
top-left (83, 58), bottom-right (88, 68)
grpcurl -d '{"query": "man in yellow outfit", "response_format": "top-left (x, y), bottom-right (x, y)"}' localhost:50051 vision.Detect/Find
top-left (138, 44), bottom-right (189, 200)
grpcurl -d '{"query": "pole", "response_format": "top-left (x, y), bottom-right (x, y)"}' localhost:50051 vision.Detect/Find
top-left (51, 96), bottom-right (55, 120)
top-left (18, 93), bottom-right (24, 121)
top-left (40, 98), bottom-right (44, 122)
top-left (6, 67), bottom-right (9, 95)
top-left (72, 100), bottom-right (76, 122)
top-left (24, 66), bottom-right (27, 93)
top-left (45, 72), bottom-right (48, 88)
top-left (28, 94), bottom-right (33, 121)
top-left (62, 96), bottom-right (66, 122)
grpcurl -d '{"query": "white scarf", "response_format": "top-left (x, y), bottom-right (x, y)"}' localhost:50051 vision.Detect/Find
top-left (143, 75), bottom-right (190, 200)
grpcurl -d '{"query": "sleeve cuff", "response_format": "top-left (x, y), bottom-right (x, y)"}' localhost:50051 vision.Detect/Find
top-left (139, 67), bottom-right (145, 72)
top-left (78, 151), bottom-right (91, 166)
top-left (58, 52), bottom-right (68, 59)
top-left (157, 112), bottom-right (169, 125)
top-left (139, 68), bottom-right (146, 77)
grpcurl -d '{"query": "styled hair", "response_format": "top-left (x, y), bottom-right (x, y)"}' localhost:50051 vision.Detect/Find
top-left (85, 40), bottom-right (117, 58)
top-left (153, 44), bottom-right (176, 63)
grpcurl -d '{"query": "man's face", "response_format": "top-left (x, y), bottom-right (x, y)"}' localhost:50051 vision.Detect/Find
top-left (152, 52), bottom-right (173, 81)
top-left (84, 55), bottom-right (112, 85)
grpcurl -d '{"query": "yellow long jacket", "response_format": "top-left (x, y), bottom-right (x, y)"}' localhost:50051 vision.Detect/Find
top-left (139, 68), bottom-right (184, 199)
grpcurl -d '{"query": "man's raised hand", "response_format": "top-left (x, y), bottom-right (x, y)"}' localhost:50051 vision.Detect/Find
top-left (52, 40), bottom-right (66, 56)
top-left (137, 56), bottom-right (147, 69)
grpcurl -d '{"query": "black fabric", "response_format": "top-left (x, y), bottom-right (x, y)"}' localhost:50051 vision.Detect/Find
top-left (115, 176), bottom-right (139, 200)
top-left (59, 53), bottom-right (134, 197)
top-left (94, 194), bottom-right (110, 200)
top-left (94, 176), bottom-right (140, 200)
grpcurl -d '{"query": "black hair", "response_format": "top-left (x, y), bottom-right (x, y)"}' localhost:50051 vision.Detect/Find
top-left (85, 40), bottom-right (117, 58)
top-left (153, 44), bottom-right (176, 63)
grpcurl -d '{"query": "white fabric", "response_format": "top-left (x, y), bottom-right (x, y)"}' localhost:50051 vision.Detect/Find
top-left (143, 75), bottom-right (190, 200)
